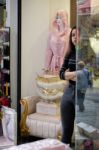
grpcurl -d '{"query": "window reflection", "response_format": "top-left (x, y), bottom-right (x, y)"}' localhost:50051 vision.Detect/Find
top-left (76, 1), bottom-right (99, 149)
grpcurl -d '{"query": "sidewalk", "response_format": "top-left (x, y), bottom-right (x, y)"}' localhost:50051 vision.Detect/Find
top-left (76, 87), bottom-right (99, 128)
top-left (75, 86), bottom-right (99, 149)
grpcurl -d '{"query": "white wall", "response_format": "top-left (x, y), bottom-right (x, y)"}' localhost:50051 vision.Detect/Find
top-left (21, 0), bottom-right (70, 97)
top-left (91, 0), bottom-right (99, 14)
top-left (50, 0), bottom-right (70, 25)
top-left (91, 0), bottom-right (99, 7)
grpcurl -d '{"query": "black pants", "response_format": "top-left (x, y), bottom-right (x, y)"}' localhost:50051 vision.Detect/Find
top-left (60, 83), bottom-right (75, 145)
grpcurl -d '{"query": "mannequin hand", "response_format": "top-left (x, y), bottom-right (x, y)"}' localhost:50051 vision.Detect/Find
top-left (42, 68), bottom-right (50, 74)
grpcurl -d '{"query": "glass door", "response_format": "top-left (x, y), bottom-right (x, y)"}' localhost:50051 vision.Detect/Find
top-left (76, 0), bottom-right (99, 149)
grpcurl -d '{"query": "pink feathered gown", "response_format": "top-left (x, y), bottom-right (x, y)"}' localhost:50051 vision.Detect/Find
top-left (45, 29), bottom-right (71, 75)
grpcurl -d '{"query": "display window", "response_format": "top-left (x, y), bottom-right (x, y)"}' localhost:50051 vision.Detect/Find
top-left (18, 0), bottom-right (99, 149)
top-left (76, 0), bottom-right (99, 149)
top-left (0, 0), bottom-right (99, 149)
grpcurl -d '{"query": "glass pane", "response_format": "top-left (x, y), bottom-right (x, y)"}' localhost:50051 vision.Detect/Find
top-left (76, 0), bottom-right (99, 149)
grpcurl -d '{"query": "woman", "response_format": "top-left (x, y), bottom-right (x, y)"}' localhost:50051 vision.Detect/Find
top-left (59, 26), bottom-right (77, 146)
top-left (44, 10), bottom-right (71, 75)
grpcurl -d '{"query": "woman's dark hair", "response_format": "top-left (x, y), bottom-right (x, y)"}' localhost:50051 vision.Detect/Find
top-left (69, 26), bottom-right (76, 53)
top-left (64, 26), bottom-right (76, 57)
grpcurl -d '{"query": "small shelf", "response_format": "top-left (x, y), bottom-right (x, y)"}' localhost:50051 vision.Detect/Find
top-left (7, 96), bottom-right (11, 99)
top-left (0, 28), bottom-right (9, 32)
top-left (3, 42), bottom-right (9, 46)
top-left (3, 56), bottom-right (10, 60)
top-left (2, 69), bottom-right (10, 74)
top-left (4, 83), bottom-right (10, 87)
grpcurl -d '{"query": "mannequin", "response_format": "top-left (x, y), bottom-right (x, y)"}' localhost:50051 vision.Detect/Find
top-left (36, 10), bottom-right (69, 102)
top-left (44, 10), bottom-right (71, 75)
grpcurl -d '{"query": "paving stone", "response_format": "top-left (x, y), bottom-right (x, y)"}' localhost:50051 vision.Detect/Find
top-left (76, 87), bottom-right (99, 129)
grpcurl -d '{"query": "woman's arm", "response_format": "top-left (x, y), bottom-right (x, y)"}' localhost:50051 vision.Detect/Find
top-left (64, 71), bottom-right (76, 80)
top-left (59, 55), bottom-right (69, 80)
top-left (65, 70), bottom-right (82, 81)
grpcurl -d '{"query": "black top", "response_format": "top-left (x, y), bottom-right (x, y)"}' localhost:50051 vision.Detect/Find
top-left (59, 49), bottom-right (76, 85)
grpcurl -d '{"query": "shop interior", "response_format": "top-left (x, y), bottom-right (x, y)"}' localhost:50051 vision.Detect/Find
top-left (0, 0), bottom-right (99, 150)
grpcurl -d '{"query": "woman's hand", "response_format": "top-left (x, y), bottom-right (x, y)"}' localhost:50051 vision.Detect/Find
top-left (65, 70), bottom-right (76, 80)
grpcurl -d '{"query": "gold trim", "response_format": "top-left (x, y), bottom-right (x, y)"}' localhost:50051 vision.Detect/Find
top-left (0, 111), bottom-right (3, 120)
top-left (20, 99), bottom-right (29, 136)
top-left (57, 130), bottom-right (62, 141)
top-left (39, 88), bottom-right (63, 96)
top-left (36, 75), bottom-right (62, 83)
